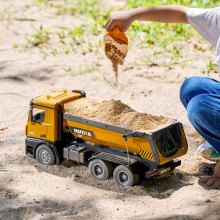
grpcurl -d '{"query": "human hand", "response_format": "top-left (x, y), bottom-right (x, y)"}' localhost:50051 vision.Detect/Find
top-left (199, 176), bottom-right (220, 189)
top-left (105, 11), bottom-right (134, 32)
top-left (213, 162), bottom-right (220, 178)
top-left (199, 162), bottom-right (220, 189)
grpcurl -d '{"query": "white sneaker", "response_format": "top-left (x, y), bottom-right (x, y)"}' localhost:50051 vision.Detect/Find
top-left (197, 142), bottom-right (220, 162)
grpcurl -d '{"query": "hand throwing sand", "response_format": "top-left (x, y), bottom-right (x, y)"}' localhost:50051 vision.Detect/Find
top-left (106, 6), bottom-right (220, 189)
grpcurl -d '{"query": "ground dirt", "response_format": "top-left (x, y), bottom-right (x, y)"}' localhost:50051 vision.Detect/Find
top-left (0, 1), bottom-right (220, 220)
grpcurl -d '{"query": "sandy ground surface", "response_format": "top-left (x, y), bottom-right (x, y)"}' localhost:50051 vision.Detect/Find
top-left (0, 1), bottom-right (220, 220)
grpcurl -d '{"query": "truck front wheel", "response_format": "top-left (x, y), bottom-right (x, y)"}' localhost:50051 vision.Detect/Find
top-left (88, 159), bottom-right (113, 181)
top-left (36, 144), bottom-right (55, 165)
top-left (113, 165), bottom-right (139, 186)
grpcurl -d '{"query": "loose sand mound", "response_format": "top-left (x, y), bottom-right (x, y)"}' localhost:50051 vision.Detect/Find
top-left (103, 34), bottom-right (128, 83)
top-left (65, 98), bottom-right (174, 132)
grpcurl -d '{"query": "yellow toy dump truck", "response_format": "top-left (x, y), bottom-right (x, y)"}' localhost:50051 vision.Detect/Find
top-left (25, 90), bottom-right (188, 186)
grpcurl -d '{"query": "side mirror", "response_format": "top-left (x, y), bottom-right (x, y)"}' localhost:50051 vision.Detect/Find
top-left (29, 107), bottom-right (35, 122)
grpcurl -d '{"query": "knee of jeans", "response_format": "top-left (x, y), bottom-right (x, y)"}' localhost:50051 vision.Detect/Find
top-left (187, 95), bottom-right (205, 125)
top-left (180, 76), bottom-right (201, 108)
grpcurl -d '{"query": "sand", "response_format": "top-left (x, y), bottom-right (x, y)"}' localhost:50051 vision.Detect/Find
top-left (65, 98), bottom-right (174, 132)
top-left (103, 34), bottom-right (128, 83)
top-left (0, 1), bottom-right (220, 220)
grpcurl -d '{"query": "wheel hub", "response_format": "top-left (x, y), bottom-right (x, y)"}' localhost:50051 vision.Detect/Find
top-left (93, 164), bottom-right (104, 178)
top-left (40, 149), bottom-right (50, 164)
top-left (118, 171), bottom-right (129, 185)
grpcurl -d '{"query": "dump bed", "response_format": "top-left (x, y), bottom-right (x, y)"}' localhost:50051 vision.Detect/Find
top-left (63, 113), bottom-right (188, 166)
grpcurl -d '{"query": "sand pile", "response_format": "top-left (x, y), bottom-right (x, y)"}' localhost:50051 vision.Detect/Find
top-left (65, 98), bottom-right (174, 132)
top-left (103, 34), bottom-right (128, 83)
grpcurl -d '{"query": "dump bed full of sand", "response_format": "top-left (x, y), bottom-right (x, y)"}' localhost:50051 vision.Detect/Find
top-left (65, 98), bottom-right (175, 132)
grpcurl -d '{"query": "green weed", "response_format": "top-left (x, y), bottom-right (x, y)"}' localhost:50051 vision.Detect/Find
top-left (32, 0), bottom-right (47, 6)
top-left (164, 58), bottom-right (191, 70)
top-left (171, 45), bottom-right (183, 58)
top-left (26, 25), bottom-right (50, 47)
top-left (12, 43), bottom-right (18, 49)
top-left (203, 60), bottom-right (218, 73)
top-left (69, 26), bottom-right (85, 41)
top-left (62, 64), bottom-right (98, 76)
top-left (53, 0), bottom-right (100, 17)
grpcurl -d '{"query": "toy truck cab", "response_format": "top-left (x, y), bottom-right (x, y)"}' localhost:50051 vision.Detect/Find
top-left (25, 90), bottom-right (85, 163)
top-left (25, 89), bottom-right (188, 186)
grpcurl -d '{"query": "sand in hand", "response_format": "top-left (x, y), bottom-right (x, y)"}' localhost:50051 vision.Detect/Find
top-left (103, 27), bottom-right (128, 84)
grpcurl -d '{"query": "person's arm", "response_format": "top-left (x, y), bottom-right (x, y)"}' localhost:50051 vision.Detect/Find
top-left (105, 5), bottom-right (188, 32)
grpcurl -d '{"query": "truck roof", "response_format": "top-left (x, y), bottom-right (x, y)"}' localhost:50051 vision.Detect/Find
top-left (32, 90), bottom-right (84, 108)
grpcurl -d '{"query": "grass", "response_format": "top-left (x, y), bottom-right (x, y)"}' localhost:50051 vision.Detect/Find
top-left (126, 0), bottom-right (220, 8)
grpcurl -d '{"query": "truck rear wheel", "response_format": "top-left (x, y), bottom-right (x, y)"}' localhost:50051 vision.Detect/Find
top-left (113, 165), bottom-right (139, 187)
top-left (88, 159), bottom-right (113, 181)
top-left (36, 144), bottom-right (55, 165)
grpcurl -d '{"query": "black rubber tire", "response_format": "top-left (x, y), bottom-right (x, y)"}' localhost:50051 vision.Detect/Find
top-left (88, 159), bottom-right (113, 181)
top-left (113, 165), bottom-right (139, 187)
top-left (36, 144), bottom-right (55, 165)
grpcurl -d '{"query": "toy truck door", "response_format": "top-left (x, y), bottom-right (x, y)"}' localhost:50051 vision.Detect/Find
top-left (27, 106), bottom-right (47, 140)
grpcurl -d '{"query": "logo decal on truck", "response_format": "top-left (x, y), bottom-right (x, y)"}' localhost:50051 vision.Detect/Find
top-left (70, 127), bottom-right (94, 138)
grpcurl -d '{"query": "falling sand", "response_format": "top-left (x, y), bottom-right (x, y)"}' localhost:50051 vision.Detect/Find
top-left (103, 34), bottom-right (128, 84)
top-left (65, 98), bottom-right (175, 132)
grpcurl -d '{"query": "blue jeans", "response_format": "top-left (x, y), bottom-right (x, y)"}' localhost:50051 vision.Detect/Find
top-left (180, 76), bottom-right (220, 153)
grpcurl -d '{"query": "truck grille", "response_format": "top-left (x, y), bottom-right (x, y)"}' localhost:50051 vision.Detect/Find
top-left (153, 124), bottom-right (181, 157)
